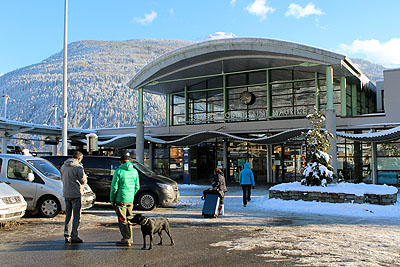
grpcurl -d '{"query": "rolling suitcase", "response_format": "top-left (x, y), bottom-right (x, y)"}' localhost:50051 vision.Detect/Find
top-left (202, 193), bottom-right (220, 218)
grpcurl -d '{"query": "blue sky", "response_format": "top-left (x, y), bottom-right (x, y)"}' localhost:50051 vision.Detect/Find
top-left (1, 0), bottom-right (399, 75)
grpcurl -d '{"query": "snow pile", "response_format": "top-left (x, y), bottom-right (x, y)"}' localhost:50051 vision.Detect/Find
top-left (177, 184), bottom-right (400, 219)
top-left (270, 181), bottom-right (398, 196)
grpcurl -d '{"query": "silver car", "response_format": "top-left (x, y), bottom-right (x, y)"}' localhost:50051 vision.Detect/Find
top-left (0, 154), bottom-right (95, 218)
top-left (0, 182), bottom-right (27, 222)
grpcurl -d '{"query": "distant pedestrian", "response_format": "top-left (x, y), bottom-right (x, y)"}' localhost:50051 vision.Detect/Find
top-left (212, 168), bottom-right (227, 215)
top-left (110, 152), bottom-right (140, 247)
top-left (239, 162), bottom-right (255, 207)
top-left (22, 148), bottom-right (32, 156)
top-left (61, 151), bottom-right (87, 243)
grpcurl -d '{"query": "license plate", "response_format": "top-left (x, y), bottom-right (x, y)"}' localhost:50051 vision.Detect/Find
top-left (9, 207), bottom-right (23, 213)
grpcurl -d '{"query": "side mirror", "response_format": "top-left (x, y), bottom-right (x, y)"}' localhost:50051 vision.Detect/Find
top-left (27, 173), bottom-right (35, 182)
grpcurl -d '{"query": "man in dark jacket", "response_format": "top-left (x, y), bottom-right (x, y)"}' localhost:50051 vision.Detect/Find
top-left (61, 151), bottom-right (87, 243)
top-left (110, 152), bottom-right (140, 247)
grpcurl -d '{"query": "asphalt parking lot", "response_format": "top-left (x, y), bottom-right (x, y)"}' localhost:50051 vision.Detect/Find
top-left (1, 186), bottom-right (400, 266)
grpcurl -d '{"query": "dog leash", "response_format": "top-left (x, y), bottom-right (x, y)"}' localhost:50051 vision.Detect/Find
top-left (112, 203), bottom-right (137, 226)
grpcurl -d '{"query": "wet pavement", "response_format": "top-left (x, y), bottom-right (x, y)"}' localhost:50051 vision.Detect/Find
top-left (1, 185), bottom-right (400, 266)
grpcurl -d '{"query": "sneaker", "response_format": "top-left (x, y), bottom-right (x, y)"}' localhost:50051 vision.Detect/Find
top-left (70, 237), bottom-right (83, 243)
top-left (243, 204), bottom-right (247, 207)
top-left (116, 241), bottom-right (132, 247)
top-left (65, 237), bottom-right (71, 243)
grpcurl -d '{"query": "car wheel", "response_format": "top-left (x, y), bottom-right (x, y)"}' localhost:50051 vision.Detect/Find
top-left (38, 197), bottom-right (60, 218)
top-left (138, 192), bottom-right (157, 211)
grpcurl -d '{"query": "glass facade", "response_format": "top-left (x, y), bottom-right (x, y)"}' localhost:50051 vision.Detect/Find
top-left (135, 64), bottom-right (383, 185)
top-left (170, 67), bottom-right (376, 125)
top-left (144, 133), bottom-right (400, 186)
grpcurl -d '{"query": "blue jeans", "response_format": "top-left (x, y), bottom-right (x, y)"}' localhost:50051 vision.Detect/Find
top-left (64, 197), bottom-right (82, 238)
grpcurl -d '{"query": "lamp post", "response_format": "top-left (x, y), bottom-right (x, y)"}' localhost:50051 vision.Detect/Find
top-left (62, 0), bottom-right (68, 156)
top-left (52, 104), bottom-right (58, 125)
top-left (2, 94), bottom-right (10, 119)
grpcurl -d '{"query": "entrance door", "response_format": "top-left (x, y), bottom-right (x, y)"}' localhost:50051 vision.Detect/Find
top-left (197, 144), bottom-right (216, 182)
top-left (283, 145), bottom-right (305, 182)
top-left (273, 144), bottom-right (305, 183)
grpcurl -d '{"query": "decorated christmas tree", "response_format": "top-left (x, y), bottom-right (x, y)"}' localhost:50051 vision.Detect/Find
top-left (301, 108), bottom-right (335, 186)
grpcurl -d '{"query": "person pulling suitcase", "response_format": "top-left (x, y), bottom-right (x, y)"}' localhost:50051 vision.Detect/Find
top-left (201, 168), bottom-right (227, 217)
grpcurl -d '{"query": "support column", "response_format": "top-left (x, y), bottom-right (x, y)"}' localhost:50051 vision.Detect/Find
top-left (371, 142), bottom-right (377, 184)
top-left (351, 84), bottom-right (358, 116)
top-left (1, 137), bottom-right (8, 154)
top-left (267, 144), bottom-right (273, 183)
top-left (315, 72), bottom-right (320, 112)
top-left (149, 142), bottom-right (154, 170)
top-left (136, 87), bottom-right (145, 164)
top-left (325, 66), bottom-right (337, 176)
top-left (340, 77), bottom-right (347, 117)
top-left (52, 144), bottom-right (58, 156)
top-left (361, 90), bottom-right (366, 114)
top-left (223, 72), bottom-right (228, 122)
top-left (166, 93), bottom-right (170, 126)
top-left (184, 86), bottom-right (189, 124)
top-left (266, 70), bottom-right (271, 118)
top-left (223, 140), bottom-right (229, 181)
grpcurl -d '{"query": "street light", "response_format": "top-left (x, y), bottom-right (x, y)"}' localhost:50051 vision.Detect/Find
top-left (52, 104), bottom-right (58, 125)
top-left (2, 94), bottom-right (10, 119)
top-left (62, 0), bottom-right (68, 156)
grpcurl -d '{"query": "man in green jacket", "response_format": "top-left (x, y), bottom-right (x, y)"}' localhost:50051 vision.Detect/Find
top-left (110, 152), bottom-right (140, 247)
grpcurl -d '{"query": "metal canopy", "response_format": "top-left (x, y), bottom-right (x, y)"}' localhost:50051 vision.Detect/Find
top-left (128, 38), bottom-right (366, 95)
top-left (0, 118), bottom-right (94, 139)
top-left (337, 126), bottom-right (400, 142)
top-left (96, 128), bottom-right (307, 147)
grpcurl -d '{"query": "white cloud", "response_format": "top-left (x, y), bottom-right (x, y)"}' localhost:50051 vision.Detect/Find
top-left (315, 18), bottom-right (327, 30)
top-left (133, 10), bottom-right (157, 25)
top-left (285, 2), bottom-right (324, 19)
top-left (338, 38), bottom-right (400, 67)
top-left (245, 0), bottom-right (275, 21)
top-left (169, 8), bottom-right (174, 16)
top-left (230, 0), bottom-right (237, 4)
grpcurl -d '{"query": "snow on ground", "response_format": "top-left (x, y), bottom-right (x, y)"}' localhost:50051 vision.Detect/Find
top-left (177, 184), bottom-right (400, 266)
top-left (3, 184), bottom-right (400, 266)
top-left (177, 183), bottom-right (400, 220)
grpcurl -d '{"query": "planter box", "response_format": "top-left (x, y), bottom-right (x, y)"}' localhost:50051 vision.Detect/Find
top-left (269, 182), bottom-right (398, 205)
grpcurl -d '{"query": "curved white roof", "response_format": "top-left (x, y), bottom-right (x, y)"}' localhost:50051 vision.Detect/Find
top-left (128, 38), bottom-right (366, 95)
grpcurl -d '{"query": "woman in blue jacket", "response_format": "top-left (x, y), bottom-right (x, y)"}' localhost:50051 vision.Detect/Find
top-left (239, 162), bottom-right (255, 207)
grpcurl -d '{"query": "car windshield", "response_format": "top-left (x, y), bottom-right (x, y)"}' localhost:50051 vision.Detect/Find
top-left (132, 160), bottom-right (155, 175)
top-left (28, 159), bottom-right (61, 180)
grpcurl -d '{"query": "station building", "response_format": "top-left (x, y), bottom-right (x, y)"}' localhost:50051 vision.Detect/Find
top-left (92, 38), bottom-right (400, 185)
top-left (2, 38), bottom-right (399, 186)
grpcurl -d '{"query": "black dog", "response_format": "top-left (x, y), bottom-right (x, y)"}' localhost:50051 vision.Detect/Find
top-left (130, 214), bottom-right (174, 250)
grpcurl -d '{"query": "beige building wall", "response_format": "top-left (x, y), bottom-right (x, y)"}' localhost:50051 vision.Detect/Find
top-left (383, 68), bottom-right (400, 122)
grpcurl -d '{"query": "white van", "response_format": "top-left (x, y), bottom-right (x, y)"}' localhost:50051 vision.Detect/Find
top-left (0, 154), bottom-right (95, 218)
top-left (0, 182), bottom-right (27, 222)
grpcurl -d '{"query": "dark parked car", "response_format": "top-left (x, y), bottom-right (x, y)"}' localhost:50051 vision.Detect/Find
top-left (43, 156), bottom-right (179, 210)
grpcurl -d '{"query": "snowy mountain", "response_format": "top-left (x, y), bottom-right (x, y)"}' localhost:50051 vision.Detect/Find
top-left (198, 32), bottom-right (237, 41)
top-left (0, 39), bottom-right (193, 128)
top-left (351, 58), bottom-right (385, 82)
top-left (0, 38), bottom-right (384, 130)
